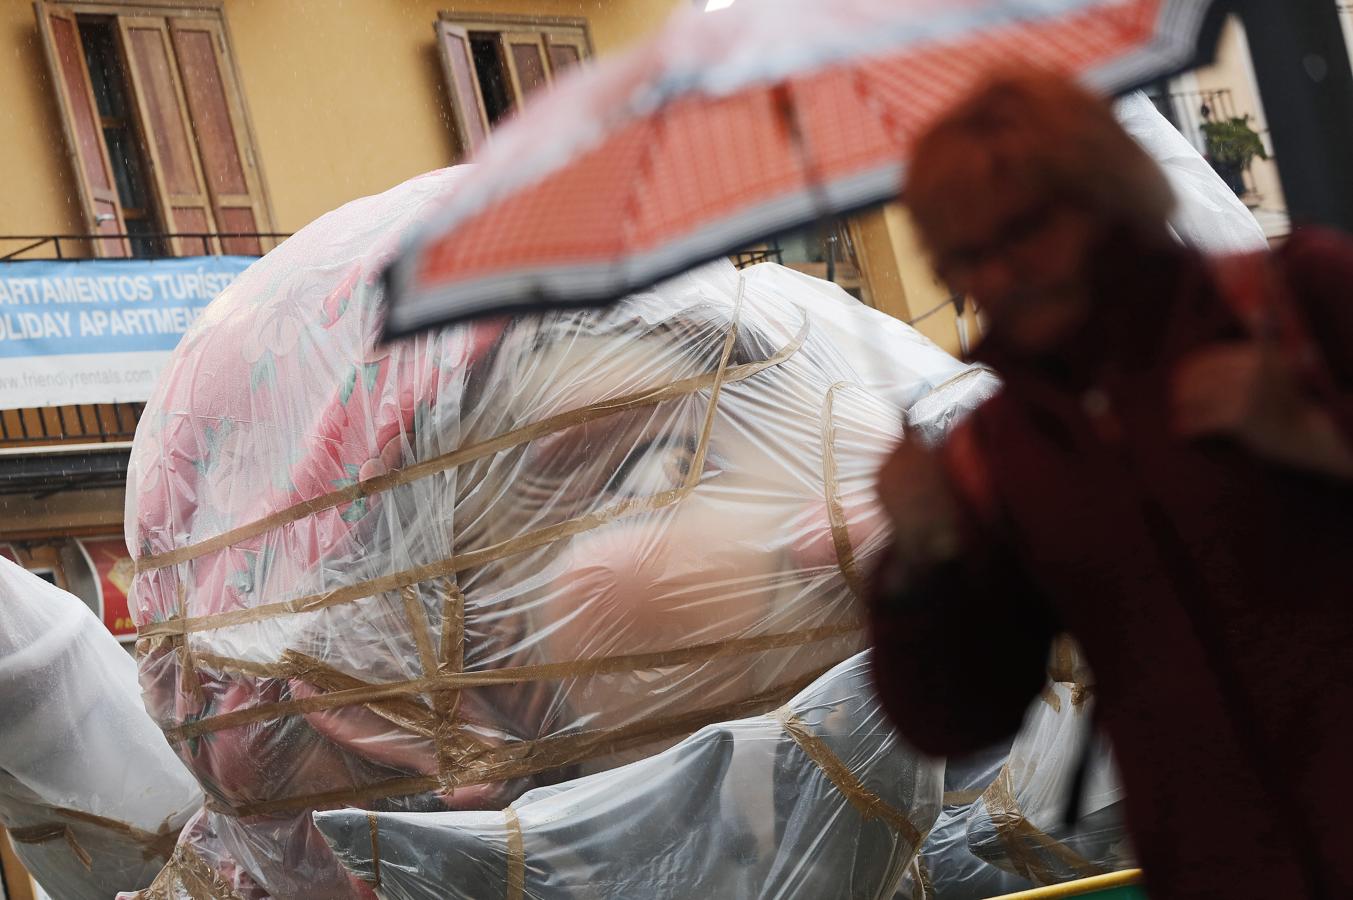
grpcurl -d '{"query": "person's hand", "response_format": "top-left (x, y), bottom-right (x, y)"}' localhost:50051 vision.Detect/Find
top-left (1172, 340), bottom-right (1353, 478)
top-left (1172, 340), bottom-right (1299, 450)
top-left (875, 429), bottom-right (965, 569)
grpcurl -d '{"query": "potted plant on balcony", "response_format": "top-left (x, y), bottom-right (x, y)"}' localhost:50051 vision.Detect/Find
top-left (1201, 114), bottom-right (1268, 197)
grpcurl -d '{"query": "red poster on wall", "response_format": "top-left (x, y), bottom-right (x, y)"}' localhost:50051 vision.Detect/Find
top-left (78, 537), bottom-right (137, 643)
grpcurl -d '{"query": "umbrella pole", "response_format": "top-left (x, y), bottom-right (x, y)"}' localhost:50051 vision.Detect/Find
top-left (1234, 0), bottom-right (1353, 233)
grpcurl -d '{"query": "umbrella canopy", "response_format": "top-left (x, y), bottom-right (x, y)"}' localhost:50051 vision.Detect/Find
top-left (384, 0), bottom-right (1222, 338)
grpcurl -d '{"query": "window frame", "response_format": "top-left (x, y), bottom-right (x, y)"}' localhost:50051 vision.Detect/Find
top-left (37, 0), bottom-right (277, 256)
top-left (36, 2), bottom-right (130, 257)
top-left (435, 11), bottom-right (594, 159)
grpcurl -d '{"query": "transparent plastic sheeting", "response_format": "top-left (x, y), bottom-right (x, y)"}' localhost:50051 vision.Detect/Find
top-left (121, 89), bottom-right (1261, 897)
top-left (0, 558), bottom-right (201, 899)
top-left (898, 742), bottom-right (1033, 900)
top-left (965, 648), bottom-right (1132, 886)
top-left (1114, 92), bottom-right (1269, 254)
top-left (122, 165), bottom-right (969, 899)
top-left (314, 651), bottom-right (941, 900)
top-left (903, 367), bottom-right (1001, 448)
top-left (898, 642), bottom-right (1131, 900)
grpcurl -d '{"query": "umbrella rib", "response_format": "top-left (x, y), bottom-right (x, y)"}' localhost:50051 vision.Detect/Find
top-left (774, 81), bottom-right (835, 224)
top-left (614, 101), bottom-right (671, 276)
top-left (846, 63), bottom-right (912, 151)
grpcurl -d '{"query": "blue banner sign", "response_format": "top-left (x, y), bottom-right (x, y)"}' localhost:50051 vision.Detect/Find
top-left (0, 256), bottom-right (254, 409)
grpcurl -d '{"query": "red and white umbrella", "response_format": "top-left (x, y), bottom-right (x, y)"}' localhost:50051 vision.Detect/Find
top-left (383, 0), bottom-right (1220, 337)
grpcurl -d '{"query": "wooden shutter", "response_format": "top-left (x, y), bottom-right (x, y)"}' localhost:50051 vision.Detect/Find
top-left (500, 32), bottom-right (552, 103)
top-left (435, 21), bottom-right (490, 159)
top-left (543, 32), bottom-right (589, 76)
top-left (168, 17), bottom-right (271, 256)
top-left (34, 1), bottom-right (129, 257)
top-left (117, 16), bottom-right (218, 256)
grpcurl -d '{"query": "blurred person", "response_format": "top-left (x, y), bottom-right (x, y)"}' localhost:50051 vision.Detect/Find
top-left (870, 69), bottom-right (1353, 900)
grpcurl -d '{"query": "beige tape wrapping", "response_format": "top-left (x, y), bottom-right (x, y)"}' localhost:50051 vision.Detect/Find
top-left (775, 707), bottom-right (924, 848)
top-left (980, 766), bottom-right (1104, 885)
top-left (176, 582), bottom-right (204, 707)
top-left (137, 318), bottom-right (804, 644)
top-left (366, 810), bottom-right (381, 889)
top-left (8, 807), bottom-right (180, 870)
top-left (504, 806), bottom-right (526, 900)
top-left (203, 667), bottom-right (830, 818)
top-left (135, 297), bottom-right (863, 827)
top-left (9, 823), bottom-right (93, 870)
top-left (905, 854), bottom-right (934, 900)
top-left (133, 311), bottom-right (805, 578)
top-left (136, 844), bottom-right (247, 900)
top-left (820, 381), bottom-right (868, 601)
top-left (437, 577), bottom-right (468, 774)
top-left (166, 623), bottom-right (860, 743)
top-left (941, 789), bottom-right (984, 806)
top-left (1044, 635), bottom-right (1094, 709)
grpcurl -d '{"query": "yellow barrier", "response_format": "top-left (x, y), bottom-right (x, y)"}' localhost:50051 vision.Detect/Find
top-left (986, 869), bottom-right (1144, 899)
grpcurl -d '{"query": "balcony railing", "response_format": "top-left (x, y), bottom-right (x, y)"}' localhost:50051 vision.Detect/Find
top-left (0, 403), bottom-right (144, 448)
top-left (1147, 88), bottom-right (1266, 199)
top-left (0, 231), bottom-right (290, 261)
top-left (0, 232), bottom-right (277, 465)
top-left (730, 248), bottom-right (784, 268)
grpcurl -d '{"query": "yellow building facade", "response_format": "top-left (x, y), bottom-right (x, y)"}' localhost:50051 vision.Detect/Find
top-left (0, 0), bottom-right (969, 543)
top-left (2, 0), bottom-right (680, 241)
top-left (0, 6), bottom-right (958, 893)
top-left (0, 0), bottom-right (1288, 595)
top-left (0, 3), bottom-right (1291, 550)
top-left (0, 0), bottom-right (971, 334)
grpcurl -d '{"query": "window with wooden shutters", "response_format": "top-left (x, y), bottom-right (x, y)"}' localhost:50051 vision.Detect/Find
top-left (168, 16), bottom-right (268, 256)
top-left (35, 3), bottom-right (129, 257)
top-left (118, 14), bottom-right (218, 256)
top-left (34, 2), bottom-right (274, 257)
top-left (435, 13), bottom-right (592, 160)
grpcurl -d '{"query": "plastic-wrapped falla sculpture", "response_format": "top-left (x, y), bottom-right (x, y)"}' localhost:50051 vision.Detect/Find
top-left (124, 166), bottom-right (968, 897)
top-left (0, 558), bottom-right (202, 899)
top-left (315, 652), bottom-right (941, 899)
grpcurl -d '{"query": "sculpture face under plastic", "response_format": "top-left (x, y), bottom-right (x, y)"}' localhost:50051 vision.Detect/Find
top-left (314, 651), bottom-right (942, 900)
top-left (124, 166), bottom-right (968, 898)
top-left (0, 558), bottom-right (202, 899)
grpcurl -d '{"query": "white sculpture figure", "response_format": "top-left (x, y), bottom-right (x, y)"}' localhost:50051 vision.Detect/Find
top-left (0, 557), bottom-right (201, 899)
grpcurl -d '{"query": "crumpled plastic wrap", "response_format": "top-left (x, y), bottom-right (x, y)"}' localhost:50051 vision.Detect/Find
top-left (121, 87), bottom-right (1262, 898)
top-left (896, 742), bottom-right (1031, 900)
top-left (903, 367), bottom-right (1001, 447)
top-left (123, 165), bottom-right (973, 898)
top-left (314, 651), bottom-right (940, 899)
top-left (895, 642), bottom-right (1129, 900)
top-left (1114, 91), bottom-right (1268, 254)
top-left (964, 641), bottom-right (1132, 887)
top-left (0, 557), bottom-right (201, 899)
top-left (121, 808), bottom-right (269, 900)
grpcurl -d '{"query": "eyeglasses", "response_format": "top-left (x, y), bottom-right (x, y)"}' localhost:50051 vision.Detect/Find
top-left (933, 200), bottom-right (1060, 283)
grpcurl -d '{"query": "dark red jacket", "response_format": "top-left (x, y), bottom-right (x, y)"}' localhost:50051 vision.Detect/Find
top-left (870, 227), bottom-right (1353, 900)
